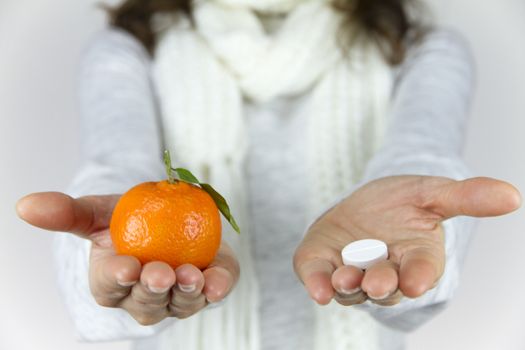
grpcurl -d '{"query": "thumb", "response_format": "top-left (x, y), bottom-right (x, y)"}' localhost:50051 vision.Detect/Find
top-left (428, 177), bottom-right (522, 220)
top-left (16, 192), bottom-right (121, 239)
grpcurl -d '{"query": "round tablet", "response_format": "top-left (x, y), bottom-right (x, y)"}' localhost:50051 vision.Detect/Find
top-left (341, 239), bottom-right (388, 270)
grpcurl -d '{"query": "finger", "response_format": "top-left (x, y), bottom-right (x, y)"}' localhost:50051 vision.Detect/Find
top-left (331, 265), bottom-right (363, 295)
top-left (170, 265), bottom-right (207, 319)
top-left (332, 265), bottom-right (366, 306)
top-left (119, 262), bottom-right (175, 326)
top-left (173, 264), bottom-right (205, 299)
top-left (120, 290), bottom-right (171, 326)
top-left (170, 264), bottom-right (206, 318)
top-left (202, 242), bottom-right (239, 303)
top-left (370, 288), bottom-right (404, 306)
top-left (425, 177), bottom-right (522, 220)
top-left (129, 282), bottom-right (170, 308)
top-left (169, 294), bottom-right (207, 319)
top-left (89, 255), bottom-right (141, 307)
top-left (294, 257), bottom-right (336, 305)
top-left (361, 260), bottom-right (399, 300)
top-left (334, 289), bottom-right (368, 306)
top-left (121, 262), bottom-right (175, 325)
top-left (16, 192), bottom-right (120, 238)
top-left (203, 266), bottom-right (235, 303)
top-left (399, 247), bottom-right (443, 298)
top-left (137, 261), bottom-right (176, 301)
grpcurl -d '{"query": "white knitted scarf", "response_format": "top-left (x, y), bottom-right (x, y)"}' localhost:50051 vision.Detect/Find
top-left (152, 0), bottom-right (393, 349)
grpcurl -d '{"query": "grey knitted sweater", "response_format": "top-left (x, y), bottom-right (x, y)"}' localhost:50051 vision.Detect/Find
top-left (53, 26), bottom-right (476, 350)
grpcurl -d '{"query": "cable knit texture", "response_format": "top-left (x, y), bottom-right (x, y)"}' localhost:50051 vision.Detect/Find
top-left (53, 5), bottom-right (477, 349)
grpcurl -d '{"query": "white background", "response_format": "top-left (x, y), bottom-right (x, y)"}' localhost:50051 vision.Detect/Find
top-left (0, 1), bottom-right (523, 349)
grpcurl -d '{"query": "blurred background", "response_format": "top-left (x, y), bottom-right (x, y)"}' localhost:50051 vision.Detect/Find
top-left (0, 0), bottom-right (523, 349)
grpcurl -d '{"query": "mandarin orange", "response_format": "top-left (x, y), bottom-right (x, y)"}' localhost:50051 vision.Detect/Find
top-left (110, 180), bottom-right (222, 270)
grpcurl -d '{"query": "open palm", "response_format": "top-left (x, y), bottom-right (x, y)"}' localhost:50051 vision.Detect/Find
top-left (294, 175), bottom-right (521, 306)
top-left (17, 193), bottom-right (239, 325)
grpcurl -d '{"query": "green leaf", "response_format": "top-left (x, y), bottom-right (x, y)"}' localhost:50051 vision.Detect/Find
top-left (172, 167), bottom-right (200, 184)
top-left (165, 160), bottom-right (241, 234)
top-left (201, 183), bottom-right (241, 234)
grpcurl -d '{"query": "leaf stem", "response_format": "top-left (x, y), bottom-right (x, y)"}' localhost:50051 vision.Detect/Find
top-left (163, 150), bottom-right (176, 184)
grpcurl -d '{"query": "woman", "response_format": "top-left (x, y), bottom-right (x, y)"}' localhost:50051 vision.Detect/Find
top-left (16, 0), bottom-right (521, 349)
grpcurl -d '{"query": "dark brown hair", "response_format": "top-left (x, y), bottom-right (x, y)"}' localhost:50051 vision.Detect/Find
top-left (107, 0), bottom-right (424, 65)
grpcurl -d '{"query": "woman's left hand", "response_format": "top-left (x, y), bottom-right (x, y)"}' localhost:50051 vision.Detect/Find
top-left (294, 175), bottom-right (521, 306)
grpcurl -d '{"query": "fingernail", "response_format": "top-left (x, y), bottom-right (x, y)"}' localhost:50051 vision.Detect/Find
top-left (340, 287), bottom-right (362, 296)
top-left (117, 280), bottom-right (137, 287)
top-left (148, 285), bottom-right (170, 294)
top-left (369, 291), bottom-right (392, 300)
top-left (178, 283), bottom-right (196, 293)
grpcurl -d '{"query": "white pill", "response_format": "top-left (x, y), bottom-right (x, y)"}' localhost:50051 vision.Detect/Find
top-left (341, 239), bottom-right (388, 270)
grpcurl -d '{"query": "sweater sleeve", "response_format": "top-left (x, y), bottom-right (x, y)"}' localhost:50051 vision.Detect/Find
top-left (52, 28), bottom-right (172, 342)
top-left (317, 28), bottom-right (478, 332)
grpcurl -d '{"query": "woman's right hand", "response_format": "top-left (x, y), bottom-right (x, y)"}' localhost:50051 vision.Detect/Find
top-left (16, 192), bottom-right (239, 325)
